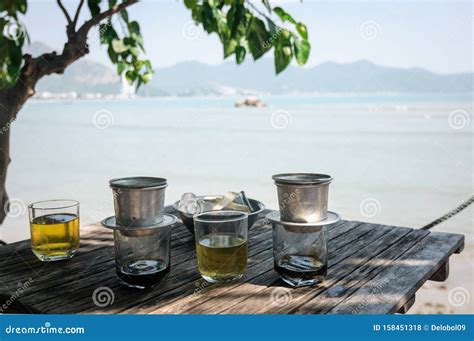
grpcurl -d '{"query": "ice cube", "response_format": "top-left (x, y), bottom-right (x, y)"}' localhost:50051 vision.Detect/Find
top-left (196, 199), bottom-right (214, 213)
top-left (186, 202), bottom-right (198, 215)
top-left (181, 192), bottom-right (196, 201)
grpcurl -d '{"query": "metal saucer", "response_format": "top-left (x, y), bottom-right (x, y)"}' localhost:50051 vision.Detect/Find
top-left (267, 211), bottom-right (340, 226)
top-left (101, 213), bottom-right (178, 237)
top-left (266, 211), bottom-right (340, 233)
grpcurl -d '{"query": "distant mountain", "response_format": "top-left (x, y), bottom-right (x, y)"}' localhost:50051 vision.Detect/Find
top-left (27, 42), bottom-right (472, 97)
top-left (144, 59), bottom-right (472, 96)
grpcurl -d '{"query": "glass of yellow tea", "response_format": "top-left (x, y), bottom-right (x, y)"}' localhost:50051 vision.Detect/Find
top-left (28, 200), bottom-right (80, 262)
top-left (194, 210), bottom-right (248, 283)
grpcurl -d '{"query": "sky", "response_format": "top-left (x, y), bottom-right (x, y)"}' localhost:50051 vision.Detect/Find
top-left (21, 0), bottom-right (473, 74)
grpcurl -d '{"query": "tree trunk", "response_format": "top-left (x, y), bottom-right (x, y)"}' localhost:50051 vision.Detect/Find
top-left (0, 80), bottom-right (33, 224)
top-left (0, 125), bottom-right (10, 224)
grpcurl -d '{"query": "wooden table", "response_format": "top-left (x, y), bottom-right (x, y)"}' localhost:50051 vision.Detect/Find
top-left (0, 209), bottom-right (464, 314)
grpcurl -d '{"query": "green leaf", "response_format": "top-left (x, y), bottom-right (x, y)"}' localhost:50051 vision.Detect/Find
top-left (223, 39), bottom-right (238, 58)
top-left (87, 0), bottom-right (101, 17)
top-left (235, 45), bottom-right (246, 64)
top-left (128, 21), bottom-right (140, 35)
top-left (111, 39), bottom-right (128, 53)
top-left (120, 10), bottom-right (129, 23)
top-left (117, 61), bottom-right (126, 75)
top-left (18, 0), bottom-right (27, 14)
top-left (100, 24), bottom-right (118, 43)
top-left (191, 4), bottom-right (202, 21)
top-left (184, 0), bottom-right (197, 9)
top-left (246, 17), bottom-right (271, 60)
top-left (107, 44), bottom-right (118, 63)
top-left (296, 22), bottom-right (308, 40)
top-left (201, 2), bottom-right (218, 33)
top-left (125, 70), bottom-right (137, 82)
top-left (208, 0), bottom-right (218, 8)
top-left (274, 35), bottom-right (292, 74)
top-left (266, 18), bottom-right (278, 36)
top-left (141, 72), bottom-right (152, 83)
top-left (129, 46), bottom-right (139, 56)
top-left (292, 37), bottom-right (310, 65)
top-left (273, 7), bottom-right (296, 24)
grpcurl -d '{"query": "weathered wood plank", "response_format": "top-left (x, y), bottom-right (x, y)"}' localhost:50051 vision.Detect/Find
top-left (217, 223), bottom-right (413, 314)
top-left (328, 231), bottom-right (464, 314)
top-left (297, 228), bottom-right (429, 314)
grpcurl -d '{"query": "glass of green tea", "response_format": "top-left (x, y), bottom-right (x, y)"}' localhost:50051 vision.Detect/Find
top-left (28, 200), bottom-right (80, 262)
top-left (194, 210), bottom-right (248, 283)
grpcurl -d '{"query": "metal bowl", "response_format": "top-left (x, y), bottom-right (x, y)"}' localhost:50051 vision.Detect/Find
top-left (172, 195), bottom-right (265, 236)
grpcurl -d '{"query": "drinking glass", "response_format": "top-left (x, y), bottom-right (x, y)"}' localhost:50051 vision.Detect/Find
top-left (194, 210), bottom-right (248, 283)
top-left (28, 200), bottom-right (80, 262)
top-left (272, 223), bottom-right (328, 287)
top-left (114, 225), bottom-right (171, 289)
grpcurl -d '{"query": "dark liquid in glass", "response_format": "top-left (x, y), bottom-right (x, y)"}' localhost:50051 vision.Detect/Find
top-left (116, 260), bottom-right (169, 289)
top-left (275, 254), bottom-right (327, 286)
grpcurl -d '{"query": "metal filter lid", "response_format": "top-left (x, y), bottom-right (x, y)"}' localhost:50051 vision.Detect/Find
top-left (272, 173), bottom-right (333, 186)
top-left (109, 177), bottom-right (167, 190)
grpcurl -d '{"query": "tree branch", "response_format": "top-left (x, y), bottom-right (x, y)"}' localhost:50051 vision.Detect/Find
top-left (77, 0), bottom-right (138, 37)
top-left (72, 0), bottom-right (85, 28)
top-left (57, 0), bottom-right (72, 24)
